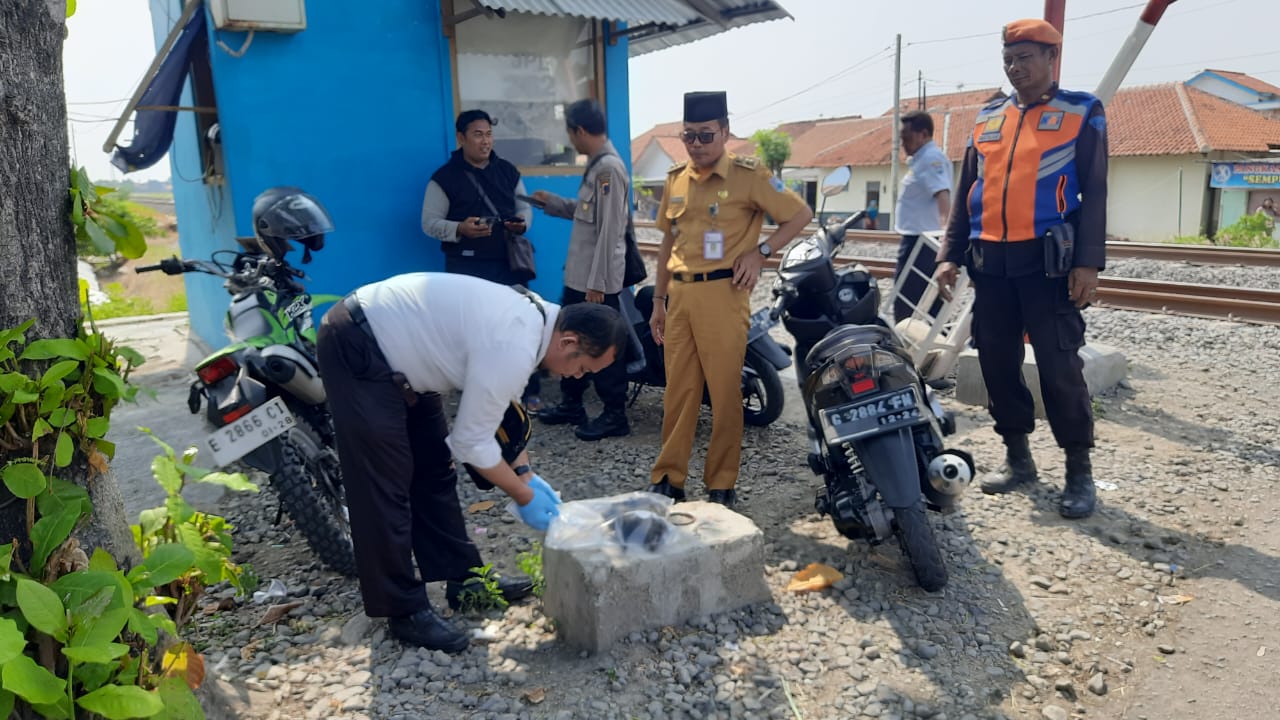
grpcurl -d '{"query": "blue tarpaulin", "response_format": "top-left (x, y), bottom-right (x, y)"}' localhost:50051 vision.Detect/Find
top-left (110, 9), bottom-right (208, 173)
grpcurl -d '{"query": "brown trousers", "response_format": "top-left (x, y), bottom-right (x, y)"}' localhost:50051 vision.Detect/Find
top-left (650, 278), bottom-right (750, 491)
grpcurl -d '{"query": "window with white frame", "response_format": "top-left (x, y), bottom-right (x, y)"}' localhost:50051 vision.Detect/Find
top-left (448, 4), bottom-right (602, 170)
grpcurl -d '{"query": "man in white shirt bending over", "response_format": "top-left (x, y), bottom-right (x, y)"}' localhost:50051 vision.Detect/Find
top-left (316, 272), bottom-right (628, 652)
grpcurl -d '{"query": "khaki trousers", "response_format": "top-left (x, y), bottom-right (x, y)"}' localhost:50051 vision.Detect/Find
top-left (650, 278), bottom-right (750, 491)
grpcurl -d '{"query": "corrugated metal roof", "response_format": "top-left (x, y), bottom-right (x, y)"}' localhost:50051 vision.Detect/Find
top-left (478, 0), bottom-right (792, 56)
top-left (627, 0), bottom-right (792, 57)
top-left (480, 1), bottom-right (697, 25)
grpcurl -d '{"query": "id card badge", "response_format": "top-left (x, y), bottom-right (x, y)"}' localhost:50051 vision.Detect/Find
top-left (703, 230), bottom-right (725, 260)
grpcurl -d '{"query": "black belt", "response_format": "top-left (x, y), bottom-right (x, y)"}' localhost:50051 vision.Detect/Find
top-left (343, 294), bottom-right (377, 342)
top-left (672, 269), bottom-right (734, 283)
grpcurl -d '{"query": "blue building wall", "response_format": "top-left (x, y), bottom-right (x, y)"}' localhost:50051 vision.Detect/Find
top-left (154, 0), bottom-right (632, 349)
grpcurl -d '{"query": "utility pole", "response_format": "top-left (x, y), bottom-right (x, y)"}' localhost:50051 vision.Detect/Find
top-left (890, 33), bottom-right (902, 227)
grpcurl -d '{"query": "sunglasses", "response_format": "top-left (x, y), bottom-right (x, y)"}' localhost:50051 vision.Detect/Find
top-left (681, 129), bottom-right (719, 145)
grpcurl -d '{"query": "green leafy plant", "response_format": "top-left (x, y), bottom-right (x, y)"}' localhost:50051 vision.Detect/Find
top-left (0, 320), bottom-right (253, 718)
top-left (69, 167), bottom-right (148, 261)
top-left (1169, 234), bottom-right (1212, 245)
top-left (132, 431), bottom-right (259, 628)
top-left (516, 542), bottom-right (545, 598)
top-left (456, 563), bottom-right (509, 613)
top-left (1215, 211), bottom-right (1278, 248)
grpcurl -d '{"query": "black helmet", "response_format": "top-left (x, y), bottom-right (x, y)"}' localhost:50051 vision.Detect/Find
top-left (250, 186), bottom-right (334, 264)
top-left (463, 401), bottom-right (532, 491)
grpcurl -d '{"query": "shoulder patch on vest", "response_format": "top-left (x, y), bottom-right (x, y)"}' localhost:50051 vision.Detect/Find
top-left (733, 155), bottom-right (761, 170)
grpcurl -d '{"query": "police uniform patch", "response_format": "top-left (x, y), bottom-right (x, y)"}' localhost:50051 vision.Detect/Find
top-left (1038, 111), bottom-right (1064, 131)
top-left (1090, 115), bottom-right (1107, 132)
top-left (770, 176), bottom-right (784, 192)
top-left (600, 178), bottom-right (611, 195)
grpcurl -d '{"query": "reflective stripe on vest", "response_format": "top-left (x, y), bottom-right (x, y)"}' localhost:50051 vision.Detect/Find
top-left (967, 92), bottom-right (1096, 242)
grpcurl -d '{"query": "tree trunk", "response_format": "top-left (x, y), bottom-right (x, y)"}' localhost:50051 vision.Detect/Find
top-left (0, 0), bottom-right (139, 567)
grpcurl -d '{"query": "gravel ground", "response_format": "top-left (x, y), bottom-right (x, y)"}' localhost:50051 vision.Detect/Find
top-left (152, 241), bottom-right (1280, 720)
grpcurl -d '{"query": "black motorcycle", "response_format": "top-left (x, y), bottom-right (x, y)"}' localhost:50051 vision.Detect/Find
top-left (620, 285), bottom-right (790, 427)
top-left (137, 251), bottom-right (356, 576)
top-left (769, 211), bottom-right (974, 591)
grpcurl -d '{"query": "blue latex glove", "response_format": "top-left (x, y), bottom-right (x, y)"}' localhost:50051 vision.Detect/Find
top-left (517, 483), bottom-right (561, 532)
top-left (528, 473), bottom-right (561, 504)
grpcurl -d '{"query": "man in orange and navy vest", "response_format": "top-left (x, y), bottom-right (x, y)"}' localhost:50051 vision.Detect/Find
top-left (935, 18), bottom-right (1107, 519)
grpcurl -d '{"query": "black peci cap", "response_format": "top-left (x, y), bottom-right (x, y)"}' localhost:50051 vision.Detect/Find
top-left (683, 91), bottom-right (728, 123)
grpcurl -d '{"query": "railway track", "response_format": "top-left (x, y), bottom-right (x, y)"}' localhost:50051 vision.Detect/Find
top-left (633, 238), bottom-right (1280, 326)
top-left (633, 220), bottom-right (1280, 267)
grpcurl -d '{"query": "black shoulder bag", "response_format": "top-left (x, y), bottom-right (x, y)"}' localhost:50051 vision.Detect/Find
top-left (465, 172), bottom-right (536, 284)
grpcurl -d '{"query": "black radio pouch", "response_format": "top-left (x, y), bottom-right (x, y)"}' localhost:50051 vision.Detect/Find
top-left (1043, 222), bottom-right (1075, 278)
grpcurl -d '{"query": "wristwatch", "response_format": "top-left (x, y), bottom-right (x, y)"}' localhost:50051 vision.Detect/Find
top-left (758, 243), bottom-right (773, 258)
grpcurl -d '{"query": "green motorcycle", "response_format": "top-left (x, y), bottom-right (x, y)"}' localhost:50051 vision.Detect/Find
top-left (137, 251), bottom-right (355, 576)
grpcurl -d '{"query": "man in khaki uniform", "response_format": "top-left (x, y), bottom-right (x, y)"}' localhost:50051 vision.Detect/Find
top-left (648, 91), bottom-right (813, 509)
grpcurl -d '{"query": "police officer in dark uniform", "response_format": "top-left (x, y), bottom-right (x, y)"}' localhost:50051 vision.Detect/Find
top-left (935, 19), bottom-right (1107, 519)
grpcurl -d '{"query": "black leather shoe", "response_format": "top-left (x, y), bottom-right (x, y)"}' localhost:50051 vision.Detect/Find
top-left (1059, 447), bottom-right (1097, 519)
top-left (648, 477), bottom-right (686, 502)
top-left (388, 607), bottom-right (469, 653)
top-left (445, 573), bottom-right (535, 611)
top-left (575, 409), bottom-right (630, 441)
top-left (707, 489), bottom-right (737, 509)
top-left (980, 434), bottom-right (1039, 494)
top-left (538, 401), bottom-right (587, 426)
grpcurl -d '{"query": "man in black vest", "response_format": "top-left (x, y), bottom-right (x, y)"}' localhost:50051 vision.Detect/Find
top-left (422, 109), bottom-right (535, 285)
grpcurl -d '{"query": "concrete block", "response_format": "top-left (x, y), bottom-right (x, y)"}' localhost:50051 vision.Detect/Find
top-left (543, 500), bottom-right (769, 653)
top-left (955, 342), bottom-right (1127, 418)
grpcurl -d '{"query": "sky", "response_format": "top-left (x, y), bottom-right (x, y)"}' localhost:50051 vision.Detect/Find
top-left (64, 0), bottom-right (1277, 183)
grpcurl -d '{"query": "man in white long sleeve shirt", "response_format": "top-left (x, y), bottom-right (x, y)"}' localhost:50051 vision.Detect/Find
top-left (316, 272), bottom-right (628, 652)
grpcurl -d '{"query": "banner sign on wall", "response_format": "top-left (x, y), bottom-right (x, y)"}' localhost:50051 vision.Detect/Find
top-left (1211, 162), bottom-right (1280, 189)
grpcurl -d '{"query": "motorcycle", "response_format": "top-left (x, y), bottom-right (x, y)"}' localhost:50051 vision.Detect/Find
top-left (619, 284), bottom-right (790, 427)
top-left (768, 210), bottom-right (973, 591)
top-left (136, 250), bottom-right (356, 576)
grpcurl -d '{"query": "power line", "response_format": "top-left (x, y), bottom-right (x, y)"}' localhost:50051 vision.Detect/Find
top-left (734, 46), bottom-right (895, 122)
top-left (67, 98), bottom-right (130, 106)
top-left (907, 3), bottom-right (1146, 47)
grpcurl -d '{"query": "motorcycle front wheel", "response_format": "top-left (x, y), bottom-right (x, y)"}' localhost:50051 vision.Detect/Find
top-left (742, 352), bottom-right (785, 427)
top-left (893, 502), bottom-right (947, 591)
top-left (270, 422), bottom-right (357, 577)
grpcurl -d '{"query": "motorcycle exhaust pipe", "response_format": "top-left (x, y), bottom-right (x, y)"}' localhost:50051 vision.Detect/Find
top-left (927, 450), bottom-right (975, 496)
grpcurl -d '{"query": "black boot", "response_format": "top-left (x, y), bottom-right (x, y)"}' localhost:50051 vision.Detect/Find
top-left (538, 400), bottom-right (587, 426)
top-left (575, 408), bottom-right (630, 441)
top-left (1059, 447), bottom-right (1097, 519)
top-left (388, 606), bottom-right (469, 653)
top-left (648, 476), bottom-right (686, 502)
top-left (707, 489), bottom-right (738, 509)
top-left (445, 573), bottom-right (535, 611)
top-left (980, 434), bottom-right (1039, 494)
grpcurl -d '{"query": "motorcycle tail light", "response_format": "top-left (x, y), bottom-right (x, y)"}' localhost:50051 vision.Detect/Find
top-left (850, 376), bottom-right (876, 394)
top-left (197, 356), bottom-right (239, 385)
top-left (222, 403), bottom-right (252, 423)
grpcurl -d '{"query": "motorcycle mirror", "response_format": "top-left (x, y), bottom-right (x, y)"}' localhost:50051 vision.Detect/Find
top-left (820, 166), bottom-right (852, 197)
